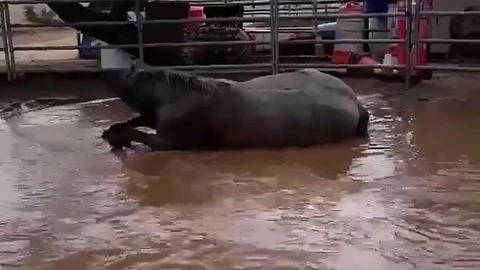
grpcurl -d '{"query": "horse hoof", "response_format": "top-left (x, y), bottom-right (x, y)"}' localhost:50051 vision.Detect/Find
top-left (107, 136), bottom-right (132, 149)
top-left (102, 123), bottom-right (127, 138)
top-left (102, 129), bottom-right (132, 149)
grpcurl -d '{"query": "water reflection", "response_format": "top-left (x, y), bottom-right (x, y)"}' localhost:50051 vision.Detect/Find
top-left (121, 140), bottom-right (367, 207)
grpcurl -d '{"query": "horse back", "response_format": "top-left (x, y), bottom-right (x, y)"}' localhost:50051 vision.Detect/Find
top-left (209, 87), bottom-right (361, 149)
top-left (239, 69), bottom-right (359, 102)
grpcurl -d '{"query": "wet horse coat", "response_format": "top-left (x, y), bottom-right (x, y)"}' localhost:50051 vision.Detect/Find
top-left (102, 63), bottom-right (369, 151)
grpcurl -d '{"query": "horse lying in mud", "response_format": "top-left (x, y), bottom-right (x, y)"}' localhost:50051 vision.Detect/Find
top-left (102, 62), bottom-right (370, 151)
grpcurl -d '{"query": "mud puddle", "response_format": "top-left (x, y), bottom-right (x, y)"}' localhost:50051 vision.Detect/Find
top-left (0, 76), bottom-right (479, 270)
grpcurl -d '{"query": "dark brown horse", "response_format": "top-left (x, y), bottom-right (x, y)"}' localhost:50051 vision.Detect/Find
top-left (102, 61), bottom-right (370, 151)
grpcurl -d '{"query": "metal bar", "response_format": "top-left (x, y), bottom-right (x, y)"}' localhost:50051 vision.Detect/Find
top-left (313, 0), bottom-right (318, 34)
top-left (13, 40), bottom-right (271, 51)
top-left (0, 3), bottom-right (11, 81)
top-left (15, 63), bottom-right (273, 73)
top-left (11, 38), bottom-right (408, 52)
top-left (134, 0), bottom-right (144, 62)
top-left (280, 63), bottom-right (404, 69)
top-left (405, 0), bottom-right (413, 90)
top-left (243, 9), bottom-right (338, 14)
top-left (415, 65), bottom-right (480, 72)
top-left (418, 39), bottom-right (480, 44)
top-left (2, 0), bottom-right (345, 5)
top-left (419, 11), bottom-right (480, 16)
top-left (411, 0), bottom-right (421, 69)
top-left (244, 11), bottom-right (339, 16)
top-left (269, 0), bottom-right (276, 74)
top-left (9, 12), bottom-right (410, 28)
top-left (273, 0), bottom-right (280, 74)
top-left (246, 29), bottom-right (315, 33)
top-left (4, 4), bottom-right (16, 80)
top-left (11, 62), bottom-right (406, 74)
top-left (279, 39), bottom-right (406, 44)
top-left (11, 59), bottom-right (480, 74)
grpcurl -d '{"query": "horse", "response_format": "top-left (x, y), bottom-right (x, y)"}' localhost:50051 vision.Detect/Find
top-left (101, 60), bottom-right (370, 151)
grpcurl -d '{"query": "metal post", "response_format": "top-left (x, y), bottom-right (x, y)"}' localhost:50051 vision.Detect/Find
top-left (4, 4), bottom-right (16, 80)
top-left (269, 0), bottom-right (279, 74)
top-left (0, 3), bottom-right (11, 81)
top-left (313, 0), bottom-right (318, 35)
top-left (274, 0), bottom-right (279, 73)
top-left (412, 0), bottom-right (421, 70)
top-left (134, 0), bottom-right (144, 62)
top-left (269, 0), bottom-right (274, 74)
top-left (405, 0), bottom-right (413, 90)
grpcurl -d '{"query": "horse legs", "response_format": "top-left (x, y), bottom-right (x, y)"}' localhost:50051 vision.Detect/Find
top-left (102, 115), bottom-right (155, 149)
top-left (123, 129), bottom-right (175, 151)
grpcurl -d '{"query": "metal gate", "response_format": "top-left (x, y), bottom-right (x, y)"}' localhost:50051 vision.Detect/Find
top-left (1, 0), bottom-right (480, 90)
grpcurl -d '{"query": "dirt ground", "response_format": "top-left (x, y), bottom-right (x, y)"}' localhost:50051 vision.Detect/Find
top-left (1, 27), bottom-right (79, 65)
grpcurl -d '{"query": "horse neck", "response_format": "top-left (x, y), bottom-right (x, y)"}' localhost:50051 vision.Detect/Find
top-left (151, 67), bottom-right (228, 101)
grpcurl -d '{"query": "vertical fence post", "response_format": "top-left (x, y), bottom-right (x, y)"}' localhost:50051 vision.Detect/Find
top-left (0, 3), bottom-right (11, 81)
top-left (269, 0), bottom-right (279, 74)
top-left (4, 3), bottom-right (16, 80)
top-left (134, 0), bottom-right (144, 63)
top-left (313, 0), bottom-right (318, 37)
top-left (412, 0), bottom-right (421, 73)
top-left (404, 0), bottom-right (413, 90)
top-left (274, 0), bottom-right (279, 73)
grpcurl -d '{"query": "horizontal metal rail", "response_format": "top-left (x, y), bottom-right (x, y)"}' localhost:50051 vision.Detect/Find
top-left (2, 0), bottom-right (343, 5)
top-left (418, 39), bottom-right (480, 44)
top-left (9, 12), bottom-right (408, 29)
top-left (244, 10), bottom-right (338, 15)
top-left (13, 63), bottom-right (405, 72)
top-left (419, 11), bottom-right (480, 17)
top-left (11, 38), bottom-right (407, 52)
top-left (280, 63), bottom-right (404, 69)
top-left (415, 65), bottom-right (480, 72)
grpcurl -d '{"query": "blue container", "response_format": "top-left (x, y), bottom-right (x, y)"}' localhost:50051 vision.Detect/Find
top-left (77, 32), bottom-right (101, 60)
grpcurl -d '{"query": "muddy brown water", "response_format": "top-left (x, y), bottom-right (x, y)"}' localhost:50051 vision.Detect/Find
top-left (0, 74), bottom-right (479, 270)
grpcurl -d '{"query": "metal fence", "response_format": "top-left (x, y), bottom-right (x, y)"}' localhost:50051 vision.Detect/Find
top-left (1, 0), bottom-right (480, 90)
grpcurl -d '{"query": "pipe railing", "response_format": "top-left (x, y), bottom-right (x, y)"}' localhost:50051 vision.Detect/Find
top-left (0, 4), bottom-right (11, 80)
top-left (1, 0), bottom-right (480, 87)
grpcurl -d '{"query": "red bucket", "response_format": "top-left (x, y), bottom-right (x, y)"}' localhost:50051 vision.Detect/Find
top-left (187, 6), bottom-right (205, 32)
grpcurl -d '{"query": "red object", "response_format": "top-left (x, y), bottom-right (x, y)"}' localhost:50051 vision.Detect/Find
top-left (394, 0), bottom-right (407, 66)
top-left (189, 6), bottom-right (204, 18)
top-left (415, 0), bottom-right (430, 67)
top-left (186, 6), bottom-right (205, 33)
top-left (356, 54), bottom-right (379, 66)
top-left (332, 50), bottom-right (352, 64)
top-left (337, 1), bottom-right (364, 13)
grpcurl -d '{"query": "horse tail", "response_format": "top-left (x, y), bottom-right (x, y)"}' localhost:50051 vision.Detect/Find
top-left (355, 104), bottom-right (370, 137)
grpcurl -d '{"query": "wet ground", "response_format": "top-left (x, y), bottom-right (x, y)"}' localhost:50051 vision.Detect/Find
top-left (0, 73), bottom-right (479, 270)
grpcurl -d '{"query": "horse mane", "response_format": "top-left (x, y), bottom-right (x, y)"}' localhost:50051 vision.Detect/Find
top-left (129, 60), bottom-right (230, 95)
